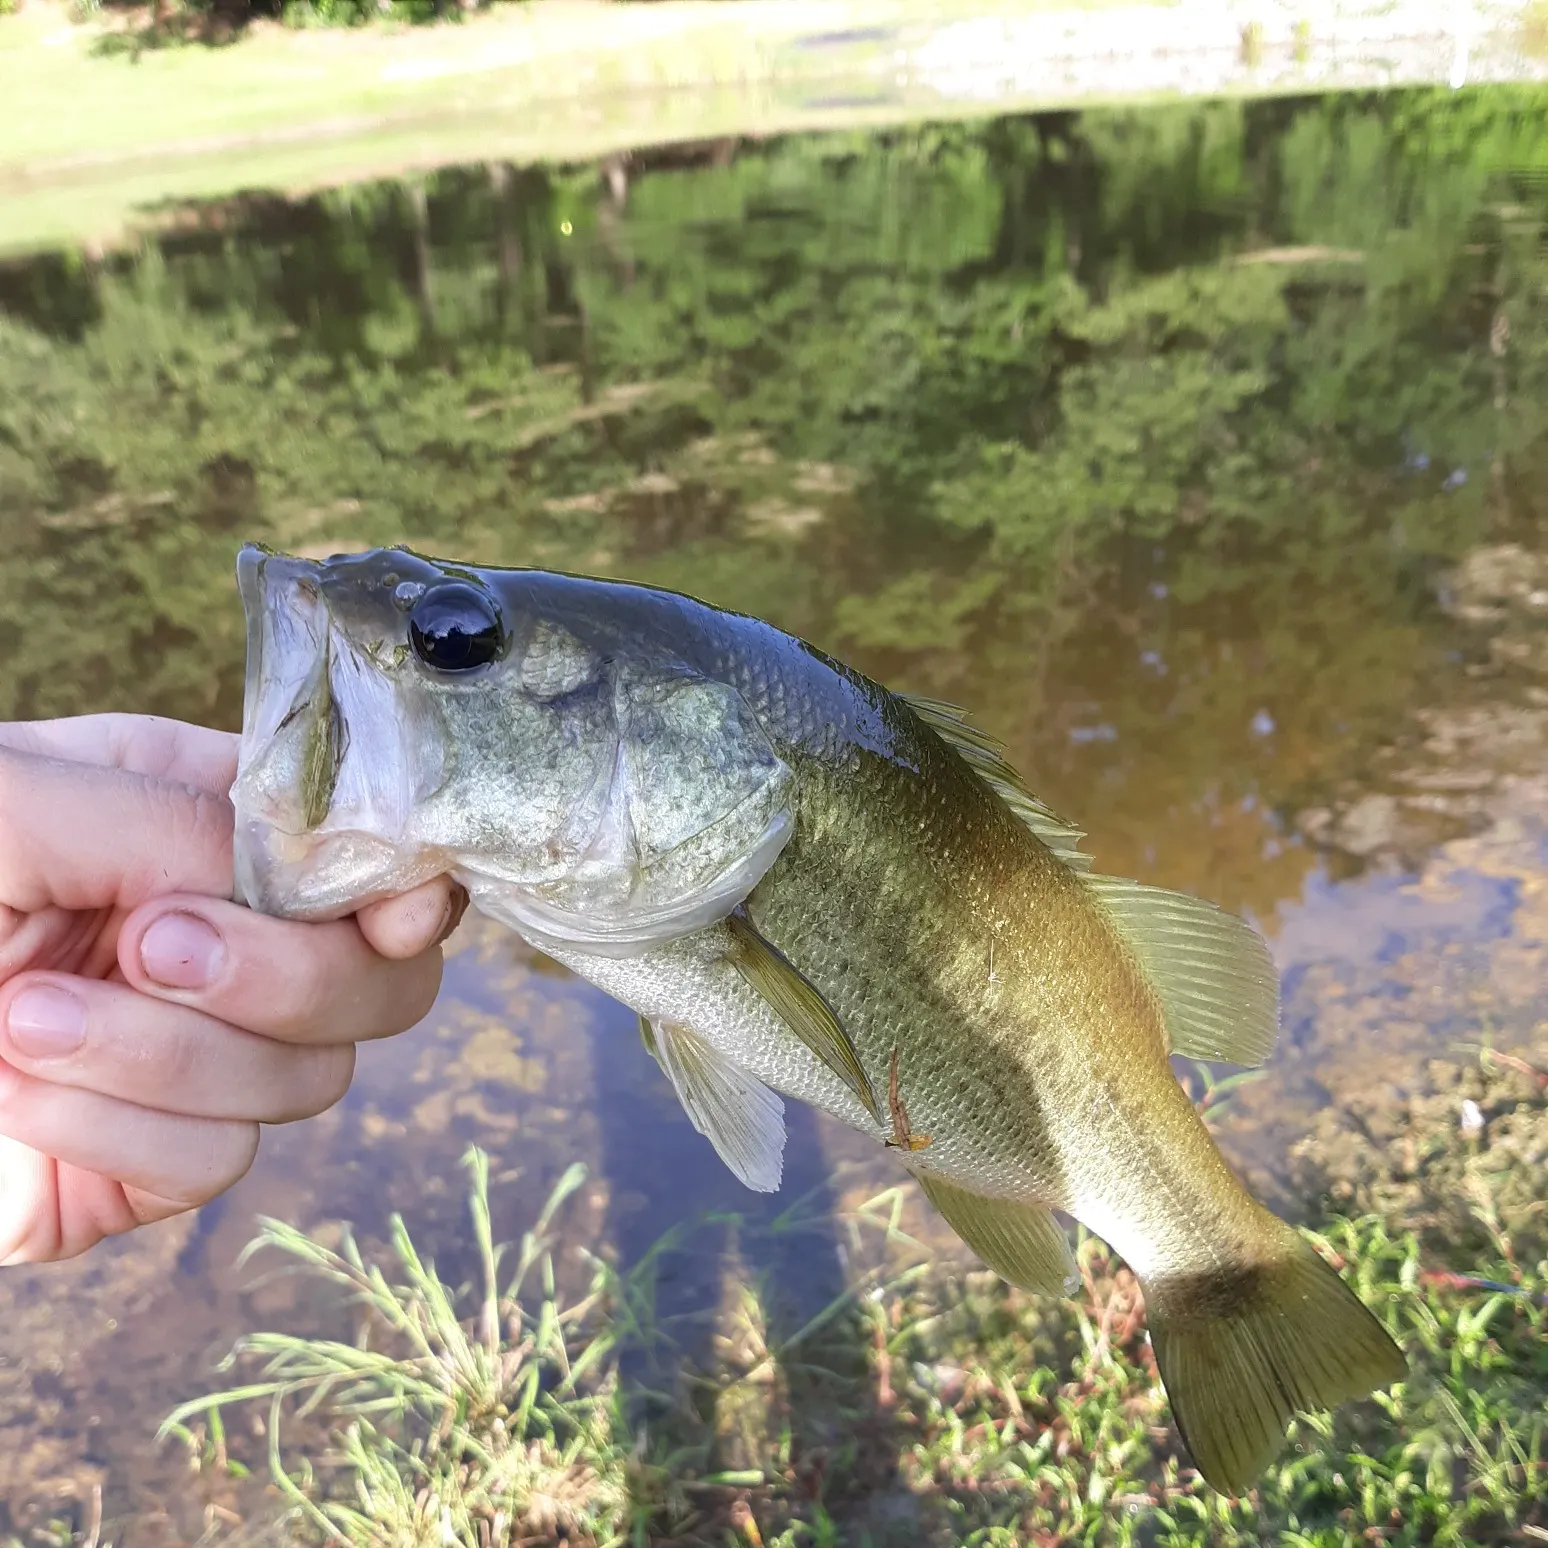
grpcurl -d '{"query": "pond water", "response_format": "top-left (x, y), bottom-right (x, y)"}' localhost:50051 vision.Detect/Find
top-left (3, 87), bottom-right (1548, 1540)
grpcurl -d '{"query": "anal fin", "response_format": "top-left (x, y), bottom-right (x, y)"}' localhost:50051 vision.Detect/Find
top-left (916, 1172), bottom-right (1079, 1296)
top-left (642, 1015), bottom-right (786, 1193)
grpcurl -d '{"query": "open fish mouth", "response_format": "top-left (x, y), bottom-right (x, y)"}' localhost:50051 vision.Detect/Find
top-left (230, 542), bottom-right (796, 947)
top-left (231, 543), bottom-right (444, 920)
top-left (234, 544), bottom-right (337, 835)
top-left (232, 544), bottom-right (344, 914)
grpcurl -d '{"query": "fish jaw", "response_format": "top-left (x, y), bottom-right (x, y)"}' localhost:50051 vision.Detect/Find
top-left (232, 543), bottom-right (449, 919)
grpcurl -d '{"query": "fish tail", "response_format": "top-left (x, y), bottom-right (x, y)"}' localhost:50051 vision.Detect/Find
top-left (1142, 1224), bottom-right (1407, 1494)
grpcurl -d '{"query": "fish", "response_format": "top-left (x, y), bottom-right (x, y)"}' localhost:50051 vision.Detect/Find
top-left (230, 541), bottom-right (1407, 1494)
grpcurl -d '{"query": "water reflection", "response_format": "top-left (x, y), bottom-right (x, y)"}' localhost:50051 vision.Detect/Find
top-left (3, 88), bottom-right (1548, 1538)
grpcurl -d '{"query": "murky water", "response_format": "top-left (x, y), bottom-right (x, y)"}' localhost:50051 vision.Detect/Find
top-left (3, 88), bottom-right (1548, 1540)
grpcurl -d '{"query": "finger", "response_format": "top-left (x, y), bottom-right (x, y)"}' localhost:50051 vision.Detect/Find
top-left (0, 973), bottom-right (356, 1123)
top-left (357, 878), bottom-right (468, 960)
top-left (0, 744), bottom-right (234, 915)
top-left (0, 900), bottom-right (118, 982)
top-left (2, 1160), bottom-right (200, 1265)
top-left (116, 895), bottom-right (444, 1046)
top-left (0, 1059), bottom-right (258, 1209)
top-left (0, 1133), bottom-right (55, 1263)
top-left (0, 716), bottom-right (238, 794)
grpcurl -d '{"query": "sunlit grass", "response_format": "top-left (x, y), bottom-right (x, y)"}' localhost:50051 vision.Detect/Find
top-left (165, 1046), bottom-right (1547, 1546)
top-left (162, 1151), bottom-right (632, 1544)
top-left (0, 0), bottom-right (1163, 260)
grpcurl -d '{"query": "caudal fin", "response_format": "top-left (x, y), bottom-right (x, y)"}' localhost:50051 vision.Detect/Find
top-left (1144, 1230), bottom-right (1407, 1494)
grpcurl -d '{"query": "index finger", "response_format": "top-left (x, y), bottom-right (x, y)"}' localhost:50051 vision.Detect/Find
top-left (0, 716), bottom-right (238, 794)
top-left (0, 744), bottom-right (233, 915)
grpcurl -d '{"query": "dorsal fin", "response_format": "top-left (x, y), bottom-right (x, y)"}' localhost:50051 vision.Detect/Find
top-left (897, 692), bottom-right (1275, 1068)
top-left (1082, 875), bottom-right (1280, 1067)
top-left (899, 692), bottom-right (1093, 871)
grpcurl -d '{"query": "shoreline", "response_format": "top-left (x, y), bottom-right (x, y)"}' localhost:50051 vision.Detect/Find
top-left (3, 0), bottom-right (1548, 257)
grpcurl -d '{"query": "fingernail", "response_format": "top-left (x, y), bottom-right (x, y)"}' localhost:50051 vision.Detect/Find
top-left (433, 886), bottom-right (470, 949)
top-left (6, 985), bottom-right (87, 1059)
top-left (140, 911), bottom-right (226, 990)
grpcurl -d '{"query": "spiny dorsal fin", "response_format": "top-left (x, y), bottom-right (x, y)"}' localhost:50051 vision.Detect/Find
top-left (1083, 875), bottom-right (1280, 1067)
top-left (915, 1171), bottom-right (1080, 1296)
top-left (899, 693), bottom-right (1092, 872)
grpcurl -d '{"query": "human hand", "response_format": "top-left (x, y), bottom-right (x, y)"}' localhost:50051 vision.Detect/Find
top-left (0, 715), bottom-right (462, 1265)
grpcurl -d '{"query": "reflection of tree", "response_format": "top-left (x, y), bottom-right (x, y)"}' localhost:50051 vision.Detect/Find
top-left (488, 162), bottom-right (523, 331)
top-left (2, 89), bottom-right (1547, 922)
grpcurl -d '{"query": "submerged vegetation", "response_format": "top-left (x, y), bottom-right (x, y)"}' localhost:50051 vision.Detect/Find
top-left (164, 1044), bottom-right (1547, 1546)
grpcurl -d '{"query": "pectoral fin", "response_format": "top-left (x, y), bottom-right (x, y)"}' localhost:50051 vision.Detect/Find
top-left (726, 911), bottom-right (880, 1121)
top-left (915, 1172), bottom-right (1080, 1296)
top-left (642, 1015), bottom-right (786, 1193)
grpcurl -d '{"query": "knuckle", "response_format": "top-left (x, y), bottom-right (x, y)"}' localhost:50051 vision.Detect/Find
top-left (0, 754), bottom-right (36, 907)
top-left (0, 1208), bottom-right (66, 1266)
top-left (311, 1040), bottom-right (354, 1114)
top-left (156, 1018), bottom-right (206, 1091)
top-left (0, 1058), bottom-right (24, 1120)
top-left (155, 1121), bottom-right (259, 1209)
top-left (358, 958), bottom-right (441, 1042)
top-left (322, 1043), bottom-right (357, 1108)
top-left (0, 1119), bottom-right (68, 1266)
top-left (272, 946), bottom-right (337, 1039)
top-left (173, 783), bottom-right (235, 860)
top-left (231, 927), bottom-right (336, 1040)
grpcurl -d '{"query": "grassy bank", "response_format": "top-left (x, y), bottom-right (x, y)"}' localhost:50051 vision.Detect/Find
top-left (160, 1045), bottom-right (1548, 1546)
top-left (4, 0), bottom-right (1547, 259)
top-left (3, 0), bottom-right (1154, 259)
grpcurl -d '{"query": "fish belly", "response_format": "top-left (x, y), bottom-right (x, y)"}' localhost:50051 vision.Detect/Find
top-left (539, 926), bottom-right (1080, 1208)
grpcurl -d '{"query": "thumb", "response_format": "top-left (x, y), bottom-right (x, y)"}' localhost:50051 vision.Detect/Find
top-left (0, 744), bottom-right (234, 915)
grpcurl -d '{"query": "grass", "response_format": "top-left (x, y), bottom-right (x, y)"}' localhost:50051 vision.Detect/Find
top-left (157, 1041), bottom-right (1548, 1546)
top-left (6, 0), bottom-right (1546, 261)
top-left (0, 0), bottom-right (1156, 261)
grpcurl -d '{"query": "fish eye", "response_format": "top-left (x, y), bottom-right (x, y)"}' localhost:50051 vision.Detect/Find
top-left (408, 583), bottom-right (505, 673)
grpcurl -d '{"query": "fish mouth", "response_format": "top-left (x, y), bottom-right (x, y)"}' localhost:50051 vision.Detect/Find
top-left (232, 544), bottom-right (350, 914)
top-left (232, 543), bottom-right (447, 920)
top-left (235, 543), bottom-right (334, 825)
top-left (235, 541), bottom-right (279, 756)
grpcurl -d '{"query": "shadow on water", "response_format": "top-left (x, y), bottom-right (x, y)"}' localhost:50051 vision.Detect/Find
top-left (3, 85), bottom-right (1548, 1538)
top-left (585, 994), bottom-right (854, 1368)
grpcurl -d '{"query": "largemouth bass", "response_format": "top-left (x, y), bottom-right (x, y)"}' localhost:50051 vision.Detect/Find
top-left (231, 541), bottom-right (1406, 1493)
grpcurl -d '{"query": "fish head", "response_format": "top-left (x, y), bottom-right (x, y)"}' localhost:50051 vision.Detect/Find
top-left (232, 544), bottom-right (794, 954)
